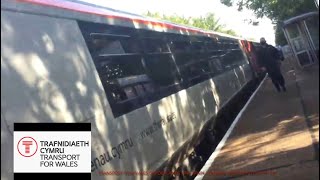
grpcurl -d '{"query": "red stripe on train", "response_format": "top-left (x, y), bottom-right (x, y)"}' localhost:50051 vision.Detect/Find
top-left (16, 0), bottom-right (213, 35)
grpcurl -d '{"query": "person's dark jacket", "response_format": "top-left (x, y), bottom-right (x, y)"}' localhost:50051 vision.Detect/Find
top-left (278, 49), bottom-right (285, 61)
top-left (256, 44), bottom-right (282, 71)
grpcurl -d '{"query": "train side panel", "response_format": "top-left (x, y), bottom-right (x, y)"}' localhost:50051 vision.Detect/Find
top-left (1, 7), bottom-right (254, 180)
top-left (1, 9), bottom-right (117, 178)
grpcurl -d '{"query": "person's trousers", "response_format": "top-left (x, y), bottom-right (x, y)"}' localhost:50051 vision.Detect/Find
top-left (267, 69), bottom-right (285, 91)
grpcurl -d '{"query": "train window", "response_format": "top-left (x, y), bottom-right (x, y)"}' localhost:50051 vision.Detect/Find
top-left (134, 84), bottom-right (146, 96)
top-left (169, 40), bottom-right (192, 52)
top-left (143, 83), bottom-right (155, 93)
top-left (217, 41), bottom-right (225, 50)
top-left (206, 38), bottom-right (219, 51)
top-left (78, 21), bottom-right (188, 117)
top-left (220, 42), bottom-right (227, 50)
top-left (208, 49), bottom-right (225, 57)
top-left (121, 38), bottom-right (142, 54)
top-left (174, 52), bottom-right (212, 86)
top-left (174, 53), bottom-right (193, 73)
top-left (123, 86), bottom-right (137, 99)
top-left (226, 51), bottom-right (237, 69)
top-left (209, 58), bottom-right (224, 73)
top-left (77, 20), bottom-right (249, 117)
top-left (79, 21), bottom-right (137, 37)
top-left (190, 41), bottom-right (207, 52)
top-left (232, 41), bottom-right (240, 48)
top-left (167, 34), bottom-right (192, 52)
top-left (138, 29), bottom-right (165, 39)
top-left (96, 55), bottom-right (144, 96)
top-left (95, 54), bottom-right (164, 116)
top-left (214, 37), bottom-right (248, 70)
top-left (219, 37), bottom-right (234, 49)
top-left (234, 49), bottom-right (247, 63)
top-left (144, 54), bottom-right (180, 86)
top-left (217, 50), bottom-right (229, 69)
top-left (90, 36), bottom-right (141, 56)
top-left (190, 53), bottom-right (212, 83)
top-left (190, 36), bottom-right (208, 52)
top-left (141, 38), bottom-right (170, 53)
top-left (227, 43), bottom-right (235, 49)
top-left (90, 38), bottom-right (125, 55)
top-left (220, 49), bottom-right (247, 70)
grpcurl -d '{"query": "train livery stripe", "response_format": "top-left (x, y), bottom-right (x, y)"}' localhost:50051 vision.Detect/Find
top-left (16, 0), bottom-right (214, 35)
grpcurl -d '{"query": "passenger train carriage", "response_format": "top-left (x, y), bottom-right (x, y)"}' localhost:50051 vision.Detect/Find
top-left (1, 0), bottom-right (262, 179)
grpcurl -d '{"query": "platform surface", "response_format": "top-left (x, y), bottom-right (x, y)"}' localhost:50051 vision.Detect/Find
top-left (201, 60), bottom-right (319, 180)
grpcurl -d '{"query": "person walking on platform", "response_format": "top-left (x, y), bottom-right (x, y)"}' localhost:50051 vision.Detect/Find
top-left (257, 37), bottom-right (286, 92)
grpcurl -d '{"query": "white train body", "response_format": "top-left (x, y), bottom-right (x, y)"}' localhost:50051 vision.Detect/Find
top-left (1, 0), bottom-right (256, 179)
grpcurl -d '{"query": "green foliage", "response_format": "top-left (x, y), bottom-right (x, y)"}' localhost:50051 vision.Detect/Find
top-left (220, 0), bottom-right (318, 45)
top-left (275, 24), bottom-right (287, 46)
top-left (145, 12), bottom-right (237, 36)
top-left (220, 0), bottom-right (317, 21)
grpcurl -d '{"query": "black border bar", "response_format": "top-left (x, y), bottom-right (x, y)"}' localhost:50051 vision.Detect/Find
top-left (14, 173), bottom-right (91, 179)
top-left (14, 123), bottom-right (91, 131)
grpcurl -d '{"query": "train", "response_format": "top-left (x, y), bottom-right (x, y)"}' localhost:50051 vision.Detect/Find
top-left (1, 0), bottom-right (264, 179)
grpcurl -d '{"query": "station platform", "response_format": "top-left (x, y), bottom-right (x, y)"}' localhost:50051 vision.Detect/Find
top-left (196, 60), bottom-right (319, 180)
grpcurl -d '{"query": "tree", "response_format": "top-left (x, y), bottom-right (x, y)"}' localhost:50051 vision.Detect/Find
top-left (145, 12), bottom-right (237, 36)
top-left (275, 24), bottom-right (288, 46)
top-left (220, 0), bottom-right (318, 45)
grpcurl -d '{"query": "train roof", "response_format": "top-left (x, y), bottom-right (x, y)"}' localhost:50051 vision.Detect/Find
top-left (2, 0), bottom-right (251, 41)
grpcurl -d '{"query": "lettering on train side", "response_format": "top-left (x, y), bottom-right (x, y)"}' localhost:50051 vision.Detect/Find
top-left (91, 138), bottom-right (134, 172)
top-left (140, 112), bottom-right (176, 140)
top-left (91, 112), bottom-right (176, 172)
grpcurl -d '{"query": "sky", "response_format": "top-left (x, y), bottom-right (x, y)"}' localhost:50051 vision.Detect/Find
top-left (77, 0), bottom-right (276, 45)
